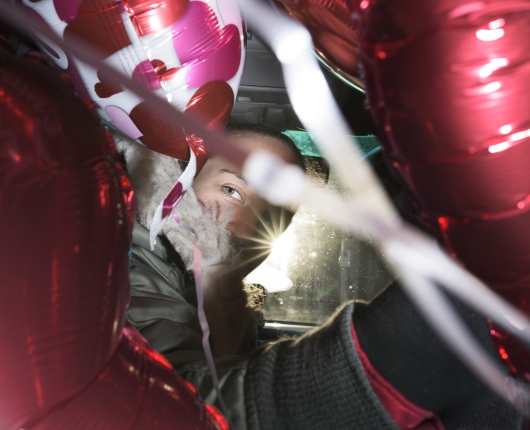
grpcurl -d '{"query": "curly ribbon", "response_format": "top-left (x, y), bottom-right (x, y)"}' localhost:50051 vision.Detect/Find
top-left (150, 150), bottom-right (197, 249)
top-left (172, 211), bottom-right (232, 425)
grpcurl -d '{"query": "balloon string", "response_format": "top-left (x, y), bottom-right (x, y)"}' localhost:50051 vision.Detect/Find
top-left (172, 212), bottom-right (232, 426)
top-left (150, 152), bottom-right (197, 250)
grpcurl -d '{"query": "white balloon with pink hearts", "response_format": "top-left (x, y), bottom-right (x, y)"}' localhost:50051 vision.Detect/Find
top-left (21, 0), bottom-right (246, 152)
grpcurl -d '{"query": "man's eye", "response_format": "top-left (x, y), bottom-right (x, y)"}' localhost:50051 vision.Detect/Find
top-left (222, 186), bottom-right (244, 203)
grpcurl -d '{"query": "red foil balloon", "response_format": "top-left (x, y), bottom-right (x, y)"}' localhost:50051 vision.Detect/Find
top-left (352, 0), bottom-right (530, 375)
top-left (273, 0), bottom-right (364, 90)
top-left (0, 49), bottom-right (225, 429)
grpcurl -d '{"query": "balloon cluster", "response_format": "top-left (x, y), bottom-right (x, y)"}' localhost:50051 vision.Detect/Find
top-left (0, 47), bottom-right (226, 430)
top-left (4, 0), bottom-right (530, 425)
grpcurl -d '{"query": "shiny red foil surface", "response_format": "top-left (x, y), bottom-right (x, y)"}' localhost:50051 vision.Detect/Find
top-left (352, 0), bottom-right (530, 375)
top-left (0, 50), bottom-right (223, 429)
top-left (273, 0), bottom-right (364, 89)
top-left (124, 0), bottom-right (189, 36)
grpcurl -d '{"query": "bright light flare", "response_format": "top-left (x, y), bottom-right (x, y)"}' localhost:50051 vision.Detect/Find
top-left (478, 58), bottom-right (508, 78)
top-left (517, 195), bottom-right (530, 209)
top-left (245, 266), bottom-right (293, 293)
top-left (476, 28), bottom-right (504, 41)
top-left (483, 81), bottom-right (501, 93)
top-left (488, 142), bottom-right (510, 153)
top-left (269, 227), bottom-right (296, 266)
top-left (241, 202), bottom-right (309, 293)
top-left (463, 81), bottom-right (501, 96)
top-left (488, 128), bottom-right (530, 153)
top-left (499, 124), bottom-right (512, 134)
top-left (149, 16), bottom-right (162, 32)
top-left (489, 18), bottom-right (505, 30)
top-left (244, 225), bottom-right (297, 293)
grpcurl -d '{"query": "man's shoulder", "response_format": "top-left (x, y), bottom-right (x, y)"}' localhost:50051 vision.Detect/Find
top-left (129, 220), bottom-right (192, 292)
top-left (129, 243), bottom-right (188, 298)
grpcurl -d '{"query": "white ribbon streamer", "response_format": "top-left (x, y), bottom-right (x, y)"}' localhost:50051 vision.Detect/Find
top-left (171, 212), bottom-right (232, 424)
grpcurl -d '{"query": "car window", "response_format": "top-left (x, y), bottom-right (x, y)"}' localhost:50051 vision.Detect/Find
top-left (246, 154), bottom-right (396, 325)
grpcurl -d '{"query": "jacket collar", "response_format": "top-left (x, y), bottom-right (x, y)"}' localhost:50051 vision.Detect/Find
top-left (132, 219), bottom-right (172, 261)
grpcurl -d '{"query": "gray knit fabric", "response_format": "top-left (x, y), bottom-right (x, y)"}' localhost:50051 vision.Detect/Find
top-left (458, 396), bottom-right (523, 430)
top-left (246, 303), bottom-right (399, 430)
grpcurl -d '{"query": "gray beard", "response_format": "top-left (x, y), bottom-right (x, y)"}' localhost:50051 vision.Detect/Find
top-left (112, 131), bottom-right (242, 275)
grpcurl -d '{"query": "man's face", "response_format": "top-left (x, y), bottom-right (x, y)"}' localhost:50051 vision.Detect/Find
top-left (192, 133), bottom-right (298, 240)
